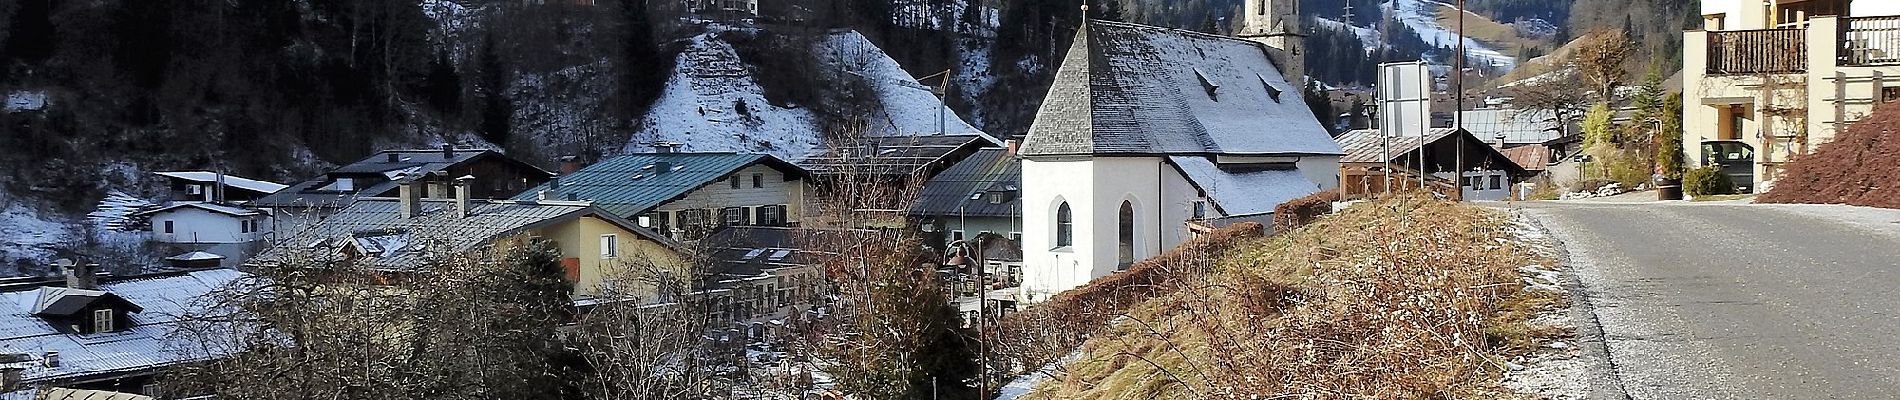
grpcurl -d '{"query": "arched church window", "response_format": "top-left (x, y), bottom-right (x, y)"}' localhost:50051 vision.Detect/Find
top-left (1056, 202), bottom-right (1074, 247)
top-left (1118, 201), bottom-right (1135, 268)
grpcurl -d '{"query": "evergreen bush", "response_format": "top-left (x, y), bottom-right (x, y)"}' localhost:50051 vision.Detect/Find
top-left (1684, 165), bottom-right (1734, 196)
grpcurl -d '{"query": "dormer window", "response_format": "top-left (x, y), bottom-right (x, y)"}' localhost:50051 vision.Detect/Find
top-left (1194, 68), bottom-right (1220, 101)
top-left (32, 287), bottom-right (143, 334)
top-left (1260, 74), bottom-right (1283, 103)
top-left (92, 309), bottom-right (114, 333)
top-left (320, 177), bottom-right (356, 192)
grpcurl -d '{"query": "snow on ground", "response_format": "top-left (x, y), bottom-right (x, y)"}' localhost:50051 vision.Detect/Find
top-left (1498, 210), bottom-right (1598, 399)
top-left (1388, 0), bottom-right (1517, 71)
top-left (85, 191), bottom-right (152, 231)
top-left (818, 31), bottom-right (988, 140)
top-left (629, 33), bottom-right (824, 161)
top-left (0, 199), bottom-right (72, 276)
top-left (1313, 17), bottom-right (1382, 51)
top-left (4, 91), bottom-right (46, 113)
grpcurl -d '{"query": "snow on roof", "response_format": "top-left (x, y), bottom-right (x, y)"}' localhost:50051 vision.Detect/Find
top-left (135, 202), bottom-right (260, 218)
top-left (164, 251), bottom-right (226, 262)
top-left (3, 91), bottom-right (46, 113)
top-left (253, 199), bottom-right (674, 271)
top-left (1021, 20), bottom-right (1342, 157)
top-left (1169, 156), bottom-right (1322, 216)
top-left (0, 269), bottom-right (252, 384)
top-left (153, 171), bottom-right (288, 194)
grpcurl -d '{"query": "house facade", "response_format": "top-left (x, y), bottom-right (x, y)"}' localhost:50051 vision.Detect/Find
top-left (136, 203), bottom-right (271, 244)
top-left (1683, 0), bottom-right (1900, 192)
top-left (1334, 128), bottom-right (1530, 201)
top-left (253, 179), bottom-right (686, 301)
top-left (1017, 17), bottom-right (1342, 303)
top-left (153, 172), bottom-right (286, 204)
top-left (514, 150), bottom-right (811, 242)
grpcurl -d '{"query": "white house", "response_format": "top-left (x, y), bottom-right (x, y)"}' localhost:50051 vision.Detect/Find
top-left (1017, 14), bottom-right (1342, 302)
top-left (135, 202), bottom-right (271, 244)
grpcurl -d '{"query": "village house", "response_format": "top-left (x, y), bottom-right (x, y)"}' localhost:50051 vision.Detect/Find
top-left (513, 146), bottom-right (811, 242)
top-left (249, 146), bottom-right (552, 231)
top-left (134, 202), bottom-right (271, 245)
top-left (696, 226), bottom-right (829, 339)
top-left (251, 178), bottom-right (685, 301)
top-left (1684, 0), bottom-right (1900, 192)
top-left (1016, 5), bottom-right (1342, 302)
top-left (1333, 128), bottom-right (1530, 201)
top-left (0, 264), bottom-right (250, 398)
top-left (800, 134), bottom-right (998, 229)
top-left (153, 171), bottom-right (286, 204)
top-left (907, 145), bottom-right (1025, 291)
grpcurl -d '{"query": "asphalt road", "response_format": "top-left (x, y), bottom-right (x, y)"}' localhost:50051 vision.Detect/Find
top-left (1514, 200), bottom-right (1900, 399)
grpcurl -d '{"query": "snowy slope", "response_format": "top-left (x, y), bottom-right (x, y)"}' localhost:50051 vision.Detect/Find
top-left (0, 200), bottom-right (72, 276)
top-left (1313, 17), bottom-right (1382, 51)
top-left (1389, 0), bottom-right (1517, 71)
top-left (629, 30), bottom-right (988, 161)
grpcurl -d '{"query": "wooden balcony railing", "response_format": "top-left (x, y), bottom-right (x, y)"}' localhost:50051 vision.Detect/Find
top-left (1707, 29), bottom-right (1807, 74)
top-left (1842, 16), bottom-right (1900, 66)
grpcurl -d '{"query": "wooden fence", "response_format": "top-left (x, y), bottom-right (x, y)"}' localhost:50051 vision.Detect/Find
top-left (1707, 29), bottom-right (1807, 74)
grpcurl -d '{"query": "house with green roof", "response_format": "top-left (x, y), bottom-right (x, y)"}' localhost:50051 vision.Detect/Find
top-left (514, 150), bottom-right (812, 241)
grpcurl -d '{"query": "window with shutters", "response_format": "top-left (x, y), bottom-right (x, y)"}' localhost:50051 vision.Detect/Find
top-left (721, 207), bottom-right (747, 226)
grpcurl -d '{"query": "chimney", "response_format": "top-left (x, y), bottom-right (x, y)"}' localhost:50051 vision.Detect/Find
top-left (441, 144), bottom-right (455, 158)
top-left (214, 170), bottom-right (227, 203)
top-left (536, 190), bottom-right (554, 202)
top-left (43, 351), bottom-right (59, 368)
top-left (398, 176), bottom-right (422, 219)
top-left (454, 175), bottom-right (474, 218)
top-left (1005, 139), bottom-right (1020, 155)
top-left (653, 141), bottom-right (679, 153)
top-left (558, 156), bottom-right (581, 175)
top-left (57, 260), bottom-right (96, 290)
top-left (1, 367), bottom-right (20, 392)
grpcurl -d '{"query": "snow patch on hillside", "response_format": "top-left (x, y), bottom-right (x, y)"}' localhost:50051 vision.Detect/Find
top-left (817, 31), bottom-right (987, 140)
top-left (1314, 18), bottom-right (1382, 51)
top-left (1389, 0), bottom-right (1517, 71)
top-left (0, 199), bottom-right (71, 276)
top-left (630, 33), bottom-right (824, 160)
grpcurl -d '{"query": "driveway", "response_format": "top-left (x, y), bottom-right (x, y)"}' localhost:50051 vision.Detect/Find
top-left (1512, 200), bottom-right (1900, 399)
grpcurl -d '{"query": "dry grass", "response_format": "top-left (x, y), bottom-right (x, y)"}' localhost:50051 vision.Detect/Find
top-left (1433, 5), bottom-right (1554, 63)
top-left (1018, 194), bottom-right (1563, 399)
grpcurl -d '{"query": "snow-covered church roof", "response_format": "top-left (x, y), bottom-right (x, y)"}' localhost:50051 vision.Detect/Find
top-left (1020, 19), bottom-right (1342, 157)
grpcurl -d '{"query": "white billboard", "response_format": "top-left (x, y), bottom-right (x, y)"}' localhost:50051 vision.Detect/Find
top-left (1377, 61), bottom-right (1431, 142)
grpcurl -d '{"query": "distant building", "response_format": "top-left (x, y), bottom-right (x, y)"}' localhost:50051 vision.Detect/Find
top-left (153, 171), bottom-right (286, 204)
top-left (250, 146), bottom-right (552, 230)
top-left (513, 148), bottom-right (812, 242)
top-left (800, 134), bottom-right (997, 229)
top-left (0, 266), bottom-right (250, 397)
top-left (1684, 0), bottom-right (1900, 192)
top-left (133, 202), bottom-right (271, 245)
top-left (1334, 128), bottom-right (1529, 201)
top-left (252, 179), bottom-right (685, 301)
top-left (684, 0), bottom-right (757, 17)
top-left (697, 227), bottom-right (828, 329)
top-left (908, 146), bottom-right (1022, 259)
top-left (1017, 18), bottom-right (1341, 302)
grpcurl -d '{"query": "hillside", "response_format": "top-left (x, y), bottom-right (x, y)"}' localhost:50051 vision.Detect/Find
top-left (1001, 196), bottom-right (1562, 398)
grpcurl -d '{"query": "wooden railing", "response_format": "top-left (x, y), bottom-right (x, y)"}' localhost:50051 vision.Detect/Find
top-left (1339, 165), bottom-right (1460, 201)
top-left (1842, 16), bottom-right (1900, 66)
top-left (1707, 29), bottom-right (1807, 74)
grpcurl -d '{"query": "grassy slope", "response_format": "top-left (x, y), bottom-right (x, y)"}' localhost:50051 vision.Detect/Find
top-left (1434, 3), bottom-right (1555, 61)
top-left (1023, 195), bottom-right (1564, 399)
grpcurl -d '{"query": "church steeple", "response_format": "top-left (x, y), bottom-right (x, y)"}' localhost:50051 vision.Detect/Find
top-left (1239, 0), bottom-right (1305, 84)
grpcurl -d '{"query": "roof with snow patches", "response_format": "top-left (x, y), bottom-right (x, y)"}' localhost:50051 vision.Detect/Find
top-left (253, 199), bottom-right (673, 271)
top-left (0, 269), bottom-right (252, 386)
top-left (908, 148), bottom-right (1021, 218)
top-left (1020, 19), bottom-right (1342, 157)
top-left (153, 172), bottom-right (288, 194)
top-left (1167, 156), bottom-right (1323, 216)
top-left (799, 134), bottom-right (993, 178)
top-left (512, 153), bottom-right (807, 219)
top-left (250, 148), bottom-right (551, 209)
top-left (132, 202), bottom-right (260, 218)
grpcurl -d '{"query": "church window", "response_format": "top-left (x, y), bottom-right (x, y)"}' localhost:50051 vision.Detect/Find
top-left (1055, 202), bottom-right (1073, 248)
top-left (1118, 201), bottom-right (1135, 269)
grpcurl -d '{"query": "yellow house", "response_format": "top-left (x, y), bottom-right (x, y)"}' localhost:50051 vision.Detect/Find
top-left (1683, 0), bottom-right (1900, 191)
top-left (251, 180), bottom-right (687, 303)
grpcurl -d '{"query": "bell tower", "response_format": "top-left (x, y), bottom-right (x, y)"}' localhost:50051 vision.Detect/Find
top-left (1239, 0), bottom-right (1305, 84)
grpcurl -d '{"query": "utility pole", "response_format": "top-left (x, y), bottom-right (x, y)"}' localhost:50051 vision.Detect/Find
top-left (1453, 0), bottom-right (1466, 201)
top-left (1343, 1), bottom-right (1354, 26)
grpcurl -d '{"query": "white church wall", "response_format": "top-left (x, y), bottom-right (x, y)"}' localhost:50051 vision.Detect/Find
top-left (1021, 158), bottom-right (1097, 303)
top-left (1299, 155), bottom-right (1343, 190)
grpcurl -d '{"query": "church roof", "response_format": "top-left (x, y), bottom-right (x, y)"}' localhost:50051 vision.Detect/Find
top-left (1019, 19), bottom-right (1341, 157)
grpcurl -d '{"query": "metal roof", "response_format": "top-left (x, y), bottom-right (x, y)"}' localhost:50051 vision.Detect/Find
top-left (1500, 145), bottom-right (1552, 172)
top-left (908, 148), bottom-right (1021, 218)
top-left (251, 148), bottom-right (551, 209)
top-left (1168, 156), bottom-right (1323, 216)
top-left (510, 153), bottom-right (803, 218)
top-left (1020, 20), bottom-right (1342, 157)
top-left (133, 202), bottom-right (259, 217)
top-left (254, 198), bottom-right (674, 271)
top-left (0, 269), bottom-right (250, 385)
top-left (153, 172), bottom-right (288, 194)
top-left (798, 134), bottom-right (991, 177)
top-left (1336, 128), bottom-right (1462, 163)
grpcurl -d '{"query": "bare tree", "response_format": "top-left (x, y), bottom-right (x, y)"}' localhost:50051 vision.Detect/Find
top-left (1572, 29), bottom-right (1633, 103)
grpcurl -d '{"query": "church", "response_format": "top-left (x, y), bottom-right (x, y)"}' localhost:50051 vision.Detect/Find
top-left (1017, 0), bottom-right (1341, 302)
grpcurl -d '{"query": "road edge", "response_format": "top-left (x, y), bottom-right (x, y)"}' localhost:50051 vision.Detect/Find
top-left (1512, 206), bottom-right (1632, 400)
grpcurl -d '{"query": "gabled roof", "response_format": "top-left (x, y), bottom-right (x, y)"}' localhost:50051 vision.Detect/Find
top-left (699, 227), bottom-right (815, 288)
top-left (133, 202), bottom-right (260, 218)
top-left (1020, 19), bottom-right (1342, 157)
top-left (252, 148), bottom-right (552, 209)
top-left (253, 198), bottom-right (675, 271)
top-left (908, 148), bottom-right (1021, 218)
top-left (1500, 145), bottom-right (1552, 172)
top-left (1167, 156), bottom-right (1322, 216)
top-left (1336, 128), bottom-right (1529, 174)
top-left (31, 287), bottom-right (143, 316)
top-left (0, 269), bottom-right (251, 385)
top-left (798, 134), bottom-right (993, 178)
top-left (510, 153), bottom-right (806, 218)
top-left (153, 172), bottom-right (288, 194)
top-left (1460, 108), bottom-right (1564, 145)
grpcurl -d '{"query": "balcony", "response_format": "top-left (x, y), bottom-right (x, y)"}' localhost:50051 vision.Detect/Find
top-left (1706, 29), bottom-right (1808, 75)
top-left (1842, 16), bottom-right (1900, 66)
